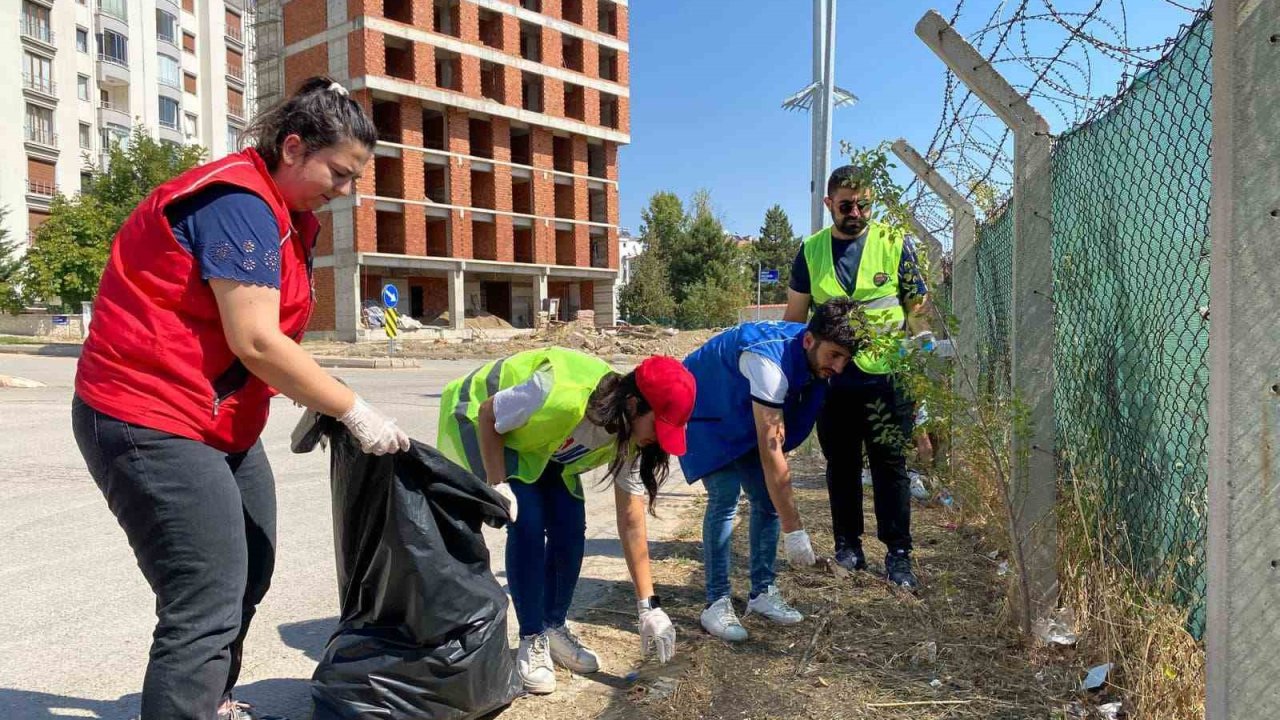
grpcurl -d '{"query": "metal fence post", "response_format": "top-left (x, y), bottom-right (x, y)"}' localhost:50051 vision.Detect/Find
top-left (1206, 2), bottom-right (1280, 717)
top-left (891, 139), bottom-right (978, 402)
top-left (915, 10), bottom-right (1058, 626)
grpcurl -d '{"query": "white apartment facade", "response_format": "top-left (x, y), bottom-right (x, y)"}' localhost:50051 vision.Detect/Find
top-left (3, 0), bottom-right (258, 248)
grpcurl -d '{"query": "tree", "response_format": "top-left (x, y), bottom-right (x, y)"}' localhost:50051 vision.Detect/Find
top-left (618, 245), bottom-right (675, 325)
top-left (20, 128), bottom-right (205, 310)
top-left (19, 195), bottom-right (118, 310)
top-left (675, 265), bottom-right (749, 329)
top-left (666, 190), bottom-right (743, 304)
top-left (638, 191), bottom-right (687, 260)
top-left (750, 205), bottom-right (800, 305)
top-left (90, 127), bottom-right (207, 230)
top-left (0, 208), bottom-right (24, 314)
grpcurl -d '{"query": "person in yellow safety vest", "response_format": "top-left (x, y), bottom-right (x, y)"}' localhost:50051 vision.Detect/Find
top-left (437, 349), bottom-right (696, 696)
top-left (783, 164), bottom-right (933, 590)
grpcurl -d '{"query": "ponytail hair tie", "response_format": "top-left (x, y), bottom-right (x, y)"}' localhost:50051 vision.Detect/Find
top-left (328, 81), bottom-right (349, 97)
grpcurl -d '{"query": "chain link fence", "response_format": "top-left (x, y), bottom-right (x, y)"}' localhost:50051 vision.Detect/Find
top-left (969, 14), bottom-right (1212, 635)
top-left (974, 204), bottom-right (1014, 399)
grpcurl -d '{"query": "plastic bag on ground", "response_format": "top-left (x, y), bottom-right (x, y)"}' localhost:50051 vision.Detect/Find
top-left (292, 410), bottom-right (522, 720)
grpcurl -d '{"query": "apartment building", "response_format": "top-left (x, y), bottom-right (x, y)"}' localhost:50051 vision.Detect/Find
top-left (279, 0), bottom-right (629, 339)
top-left (3, 0), bottom-right (258, 247)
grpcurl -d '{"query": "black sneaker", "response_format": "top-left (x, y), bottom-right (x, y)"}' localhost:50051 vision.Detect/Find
top-left (885, 548), bottom-right (919, 590)
top-left (835, 543), bottom-right (867, 572)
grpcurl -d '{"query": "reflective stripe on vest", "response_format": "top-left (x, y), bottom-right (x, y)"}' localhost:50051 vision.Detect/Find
top-left (802, 222), bottom-right (906, 374)
top-left (437, 348), bottom-right (617, 498)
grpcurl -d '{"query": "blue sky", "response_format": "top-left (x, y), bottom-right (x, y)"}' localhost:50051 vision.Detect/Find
top-left (617, 1), bottom-right (1202, 239)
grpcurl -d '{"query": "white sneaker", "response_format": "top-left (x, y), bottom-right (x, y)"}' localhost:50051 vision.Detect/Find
top-left (546, 623), bottom-right (600, 674)
top-left (700, 596), bottom-right (748, 642)
top-left (745, 584), bottom-right (804, 625)
top-left (517, 633), bottom-right (557, 694)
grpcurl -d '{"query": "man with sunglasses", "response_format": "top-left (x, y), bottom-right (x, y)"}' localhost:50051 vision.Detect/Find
top-left (783, 165), bottom-right (931, 590)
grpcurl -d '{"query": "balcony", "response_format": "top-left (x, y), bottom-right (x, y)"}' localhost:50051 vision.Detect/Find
top-left (98, 100), bottom-right (132, 129)
top-left (97, 54), bottom-right (131, 86)
top-left (22, 73), bottom-right (58, 101)
top-left (19, 18), bottom-right (55, 48)
top-left (227, 65), bottom-right (245, 84)
top-left (227, 101), bottom-right (246, 122)
top-left (225, 25), bottom-right (243, 46)
top-left (26, 179), bottom-right (56, 197)
top-left (25, 128), bottom-right (57, 148)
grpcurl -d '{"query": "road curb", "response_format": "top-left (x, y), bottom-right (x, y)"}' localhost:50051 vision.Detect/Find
top-left (314, 356), bottom-right (422, 369)
top-left (0, 343), bottom-right (82, 358)
top-left (0, 345), bottom-right (420, 370)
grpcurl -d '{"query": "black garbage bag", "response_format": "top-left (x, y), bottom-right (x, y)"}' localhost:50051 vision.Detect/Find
top-left (292, 410), bottom-right (522, 720)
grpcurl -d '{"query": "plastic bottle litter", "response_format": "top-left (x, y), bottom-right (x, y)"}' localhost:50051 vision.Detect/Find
top-left (938, 489), bottom-right (955, 508)
top-left (1032, 607), bottom-right (1079, 646)
top-left (909, 641), bottom-right (938, 666)
top-left (861, 468), bottom-right (873, 486)
top-left (909, 472), bottom-right (930, 500)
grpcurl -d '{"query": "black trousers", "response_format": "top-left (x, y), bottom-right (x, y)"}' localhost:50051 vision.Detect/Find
top-left (72, 396), bottom-right (277, 720)
top-left (816, 374), bottom-right (915, 553)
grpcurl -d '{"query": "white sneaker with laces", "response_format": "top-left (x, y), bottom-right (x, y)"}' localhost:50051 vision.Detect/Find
top-left (700, 596), bottom-right (749, 642)
top-left (745, 584), bottom-right (804, 625)
top-left (517, 632), bottom-right (557, 694)
top-left (546, 623), bottom-right (600, 674)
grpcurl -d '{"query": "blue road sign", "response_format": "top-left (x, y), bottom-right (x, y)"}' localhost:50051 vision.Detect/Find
top-left (381, 284), bottom-right (399, 308)
top-left (758, 269), bottom-right (780, 284)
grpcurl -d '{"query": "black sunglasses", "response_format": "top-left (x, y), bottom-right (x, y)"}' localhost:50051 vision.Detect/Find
top-left (838, 199), bottom-right (872, 214)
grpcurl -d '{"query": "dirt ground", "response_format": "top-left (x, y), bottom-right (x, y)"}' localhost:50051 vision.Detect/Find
top-left (495, 451), bottom-right (1115, 720)
top-left (303, 324), bottom-right (719, 362)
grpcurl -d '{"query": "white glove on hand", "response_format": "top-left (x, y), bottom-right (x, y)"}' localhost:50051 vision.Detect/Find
top-left (638, 607), bottom-right (675, 664)
top-left (493, 481), bottom-right (519, 523)
top-left (783, 529), bottom-right (816, 567)
top-left (338, 395), bottom-right (411, 455)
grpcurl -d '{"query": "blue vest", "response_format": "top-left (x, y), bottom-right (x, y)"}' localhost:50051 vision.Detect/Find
top-left (679, 322), bottom-right (826, 482)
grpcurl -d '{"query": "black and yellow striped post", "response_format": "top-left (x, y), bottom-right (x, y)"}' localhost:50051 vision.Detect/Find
top-left (384, 307), bottom-right (399, 356)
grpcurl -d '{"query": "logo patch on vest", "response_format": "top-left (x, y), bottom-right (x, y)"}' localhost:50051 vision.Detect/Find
top-left (873, 272), bottom-right (890, 287)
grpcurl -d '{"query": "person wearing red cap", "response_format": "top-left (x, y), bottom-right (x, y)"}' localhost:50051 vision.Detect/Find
top-left (436, 349), bottom-right (695, 695)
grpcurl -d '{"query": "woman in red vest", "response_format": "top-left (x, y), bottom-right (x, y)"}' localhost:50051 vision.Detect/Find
top-left (72, 77), bottom-right (409, 720)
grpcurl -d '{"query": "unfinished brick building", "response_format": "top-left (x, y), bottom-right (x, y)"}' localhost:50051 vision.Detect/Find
top-left (280, 0), bottom-right (629, 339)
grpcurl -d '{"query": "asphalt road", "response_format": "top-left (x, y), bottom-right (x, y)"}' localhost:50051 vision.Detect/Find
top-left (0, 354), bottom-right (699, 720)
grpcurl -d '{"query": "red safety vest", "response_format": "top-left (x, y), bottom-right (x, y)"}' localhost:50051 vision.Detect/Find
top-left (76, 148), bottom-right (318, 452)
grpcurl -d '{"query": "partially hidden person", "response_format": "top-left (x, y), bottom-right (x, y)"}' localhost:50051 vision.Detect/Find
top-left (784, 165), bottom-right (934, 590)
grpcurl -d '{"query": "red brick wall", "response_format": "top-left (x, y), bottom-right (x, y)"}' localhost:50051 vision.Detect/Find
top-left (315, 211), bottom-right (335, 256)
top-left (310, 268), bottom-right (336, 332)
top-left (284, 45), bottom-right (328, 94)
top-left (408, 275), bottom-right (449, 317)
top-left (283, 0), bottom-right (326, 45)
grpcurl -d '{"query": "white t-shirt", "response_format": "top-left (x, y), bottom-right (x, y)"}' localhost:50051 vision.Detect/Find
top-left (738, 351), bottom-right (789, 407)
top-left (490, 365), bottom-right (647, 496)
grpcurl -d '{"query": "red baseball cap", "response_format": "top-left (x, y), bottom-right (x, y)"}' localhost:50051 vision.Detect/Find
top-left (634, 355), bottom-right (696, 456)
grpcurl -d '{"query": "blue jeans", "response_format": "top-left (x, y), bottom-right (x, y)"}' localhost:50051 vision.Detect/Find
top-left (701, 452), bottom-right (780, 605)
top-left (505, 463), bottom-right (586, 637)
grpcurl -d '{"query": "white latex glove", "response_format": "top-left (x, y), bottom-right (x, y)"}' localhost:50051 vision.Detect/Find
top-left (638, 607), bottom-right (676, 664)
top-left (338, 395), bottom-right (411, 455)
top-left (783, 529), bottom-right (816, 567)
top-left (493, 481), bottom-right (519, 523)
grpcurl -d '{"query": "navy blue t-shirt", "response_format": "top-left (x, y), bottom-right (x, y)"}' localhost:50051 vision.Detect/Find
top-left (164, 185), bottom-right (283, 288)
